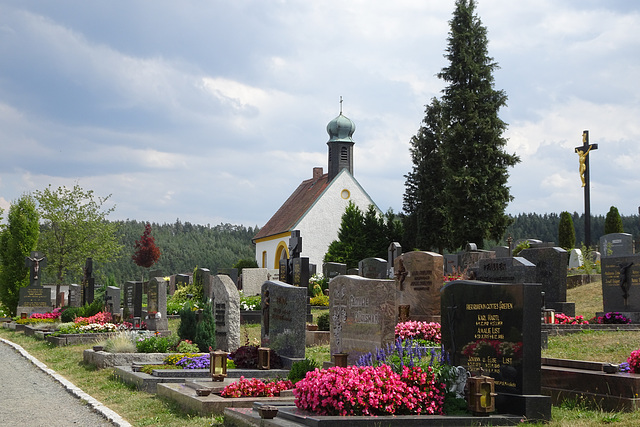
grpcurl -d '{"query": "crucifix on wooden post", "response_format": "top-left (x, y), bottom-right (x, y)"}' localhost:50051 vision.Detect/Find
top-left (575, 130), bottom-right (598, 247)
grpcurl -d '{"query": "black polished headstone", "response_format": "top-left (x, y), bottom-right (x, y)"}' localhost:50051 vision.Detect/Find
top-left (358, 257), bottom-right (387, 279)
top-left (292, 257), bottom-right (310, 288)
top-left (601, 254), bottom-right (640, 312)
top-left (323, 262), bottom-right (347, 279)
top-left (441, 280), bottom-right (550, 422)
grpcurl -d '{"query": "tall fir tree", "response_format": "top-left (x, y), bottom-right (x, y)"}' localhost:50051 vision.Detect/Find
top-left (403, 0), bottom-right (519, 251)
top-left (604, 206), bottom-right (624, 234)
top-left (403, 98), bottom-right (451, 253)
top-left (0, 195), bottom-right (40, 315)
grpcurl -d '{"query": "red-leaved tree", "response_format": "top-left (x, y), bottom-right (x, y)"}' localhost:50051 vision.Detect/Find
top-left (132, 222), bottom-right (161, 268)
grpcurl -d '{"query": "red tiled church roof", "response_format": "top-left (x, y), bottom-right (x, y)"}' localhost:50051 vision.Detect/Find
top-left (253, 172), bottom-right (330, 241)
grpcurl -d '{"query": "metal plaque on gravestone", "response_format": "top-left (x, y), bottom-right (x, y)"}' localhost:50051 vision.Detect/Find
top-left (105, 286), bottom-right (121, 316)
top-left (394, 251), bottom-right (444, 322)
top-left (358, 257), bottom-right (387, 279)
top-left (600, 233), bottom-right (633, 258)
top-left (601, 254), bottom-right (640, 312)
top-left (18, 285), bottom-right (51, 309)
top-left (323, 262), bottom-right (346, 279)
top-left (330, 275), bottom-right (396, 365)
top-left (217, 268), bottom-right (238, 286)
top-left (212, 275), bottom-right (241, 352)
top-left (278, 259), bottom-right (290, 284)
top-left (519, 246), bottom-right (574, 316)
top-left (472, 257), bottom-right (537, 285)
top-left (68, 284), bottom-right (81, 307)
top-left (260, 280), bottom-right (307, 359)
top-left (441, 280), bottom-right (551, 421)
top-left (292, 257), bottom-right (310, 288)
top-left (25, 251), bottom-right (46, 286)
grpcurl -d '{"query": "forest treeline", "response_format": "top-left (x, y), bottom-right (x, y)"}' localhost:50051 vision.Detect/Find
top-left (503, 212), bottom-right (640, 249)
top-left (94, 219), bottom-right (258, 285)
top-left (88, 213), bottom-right (639, 286)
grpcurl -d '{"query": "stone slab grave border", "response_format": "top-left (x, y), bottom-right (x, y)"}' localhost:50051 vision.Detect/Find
top-left (542, 323), bottom-right (640, 336)
top-left (157, 381), bottom-right (295, 416)
top-left (542, 357), bottom-right (640, 411)
top-left (113, 365), bottom-right (288, 393)
top-left (224, 402), bottom-right (524, 426)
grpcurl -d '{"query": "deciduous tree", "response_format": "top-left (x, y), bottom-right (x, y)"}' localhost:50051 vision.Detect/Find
top-left (0, 195), bottom-right (40, 315)
top-left (132, 222), bottom-right (161, 268)
top-left (34, 184), bottom-right (122, 283)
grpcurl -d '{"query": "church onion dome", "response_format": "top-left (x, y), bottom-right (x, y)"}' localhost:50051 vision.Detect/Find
top-left (326, 113), bottom-right (355, 143)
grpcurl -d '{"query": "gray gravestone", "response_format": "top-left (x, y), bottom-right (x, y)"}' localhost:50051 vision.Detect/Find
top-left (457, 244), bottom-right (496, 272)
top-left (330, 275), bottom-right (396, 365)
top-left (68, 284), bottom-right (81, 307)
top-left (444, 254), bottom-right (458, 275)
top-left (358, 257), bottom-right (388, 279)
top-left (491, 246), bottom-right (511, 258)
top-left (105, 286), bottom-right (121, 317)
top-left (473, 257), bottom-right (537, 285)
top-left (241, 268), bottom-right (269, 296)
top-left (601, 254), bottom-right (640, 316)
top-left (147, 277), bottom-right (168, 331)
top-left (394, 251), bottom-right (444, 322)
top-left (600, 233), bottom-right (634, 258)
top-left (260, 280), bottom-right (307, 360)
top-left (387, 242), bottom-right (402, 278)
top-left (519, 246), bottom-right (574, 316)
top-left (212, 274), bottom-right (241, 352)
top-left (195, 268), bottom-right (212, 302)
top-left (441, 280), bottom-right (551, 422)
top-left (568, 249), bottom-right (583, 269)
top-left (323, 262), bottom-right (347, 280)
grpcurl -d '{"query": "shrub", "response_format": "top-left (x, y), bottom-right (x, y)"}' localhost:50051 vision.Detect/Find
top-left (310, 294), bottom-right (329, 306)
top-left (239, 293), bottom-right (261, 311)
top-left (294, 365), bottom-right (445, 416)
top-left (136, 335), bottom-right (171, 353)
top-left (317, 313), bottom-right (330, 331)
top-left (176, 339), bottom-right (200, 353)
top-left (103, 331), bottom-right (138, 353)
top-left (177, 303), bottom-right (198, 342)
top-left (60, 307), bottom-right (83, 323)
top-left (193, 302), bottom-right (216, 352)
top-left (221, 377), bottom-right (292, 398)
top-left (288, 358), bottom-right (320, 384)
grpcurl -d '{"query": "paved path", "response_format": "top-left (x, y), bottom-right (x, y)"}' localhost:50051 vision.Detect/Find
top-left (0, 338), bottom-right (131, 427)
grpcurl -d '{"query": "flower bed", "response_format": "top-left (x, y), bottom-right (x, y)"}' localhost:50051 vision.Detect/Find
top-left (395, 321), bottom-right (441, 343)
top-left (293, 364), bottom-right (445, 416)
top-left (221, 377), bottom-right (293, 398)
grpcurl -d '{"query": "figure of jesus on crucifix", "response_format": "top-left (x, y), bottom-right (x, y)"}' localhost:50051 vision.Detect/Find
top-left (576, 131), bottom-right (595, 187)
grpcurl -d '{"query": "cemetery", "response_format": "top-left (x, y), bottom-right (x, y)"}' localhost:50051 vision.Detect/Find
top-left (4, 231), bottom-right (640, 426)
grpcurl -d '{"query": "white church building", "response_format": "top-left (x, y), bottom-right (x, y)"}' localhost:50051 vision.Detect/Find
top-left (252, 109), bottom-right (380, 270)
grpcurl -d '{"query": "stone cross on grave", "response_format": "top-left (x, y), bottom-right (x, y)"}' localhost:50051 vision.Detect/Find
top-left (575, 130), bottom-right (598, 247)
top-left (282, 230), bottom-right (302, 284)
top-left (25, 251), bottom-right (46, 286)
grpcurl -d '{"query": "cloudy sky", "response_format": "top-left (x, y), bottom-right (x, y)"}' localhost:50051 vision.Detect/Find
top-left (1, 1), bottom-right (639, 229)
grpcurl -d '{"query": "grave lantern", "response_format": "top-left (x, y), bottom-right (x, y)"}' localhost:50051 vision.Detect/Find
top-left (467, 368), bottom-right (497, 416)
top-left (333, 353), bottom-right (348, 368)
top-left (258, 347), bottom-right (271, 370)
top-left (210, 350), bottom-right (228, 381)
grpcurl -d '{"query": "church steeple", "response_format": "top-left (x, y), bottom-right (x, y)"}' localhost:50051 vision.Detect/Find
top-left (326, 98), bottom-right (355, 181)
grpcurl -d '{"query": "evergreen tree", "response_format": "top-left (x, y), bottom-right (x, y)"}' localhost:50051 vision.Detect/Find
top-left (403, 98), bottom-right (450, 253)
top-left (194, 302), bottom-right (216, 352)
top-left (604, 206), bottom-right (624, 234)
top-left (132, 222), bottom-right (161, 268)
top-left (0, 195), bottom-right (40, 315)
top-left (323, 202), bottom-right (366, 269)
top-left (403, 0), bottom-right (519, 251)
top-left (558, 211), bottom-right (576, 251)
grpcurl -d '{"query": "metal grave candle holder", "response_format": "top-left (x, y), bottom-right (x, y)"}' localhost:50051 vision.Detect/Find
top-left (467, 368), bottom-right (497, 416)
top-left (210, 350), bottom-right (228, 381)
top-left (258, 347), bottom-right (271, 370)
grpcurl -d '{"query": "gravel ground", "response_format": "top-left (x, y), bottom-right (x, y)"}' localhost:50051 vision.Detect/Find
top-left (0, 339), bottom-right (130, 427)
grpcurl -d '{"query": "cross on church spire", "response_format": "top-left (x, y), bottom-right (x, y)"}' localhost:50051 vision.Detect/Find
top-left (339, 96), bottom-right (343, 114)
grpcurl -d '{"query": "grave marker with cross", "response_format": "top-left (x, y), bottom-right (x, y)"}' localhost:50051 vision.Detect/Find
top-left (575, 130), bottom-right (598, 247)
